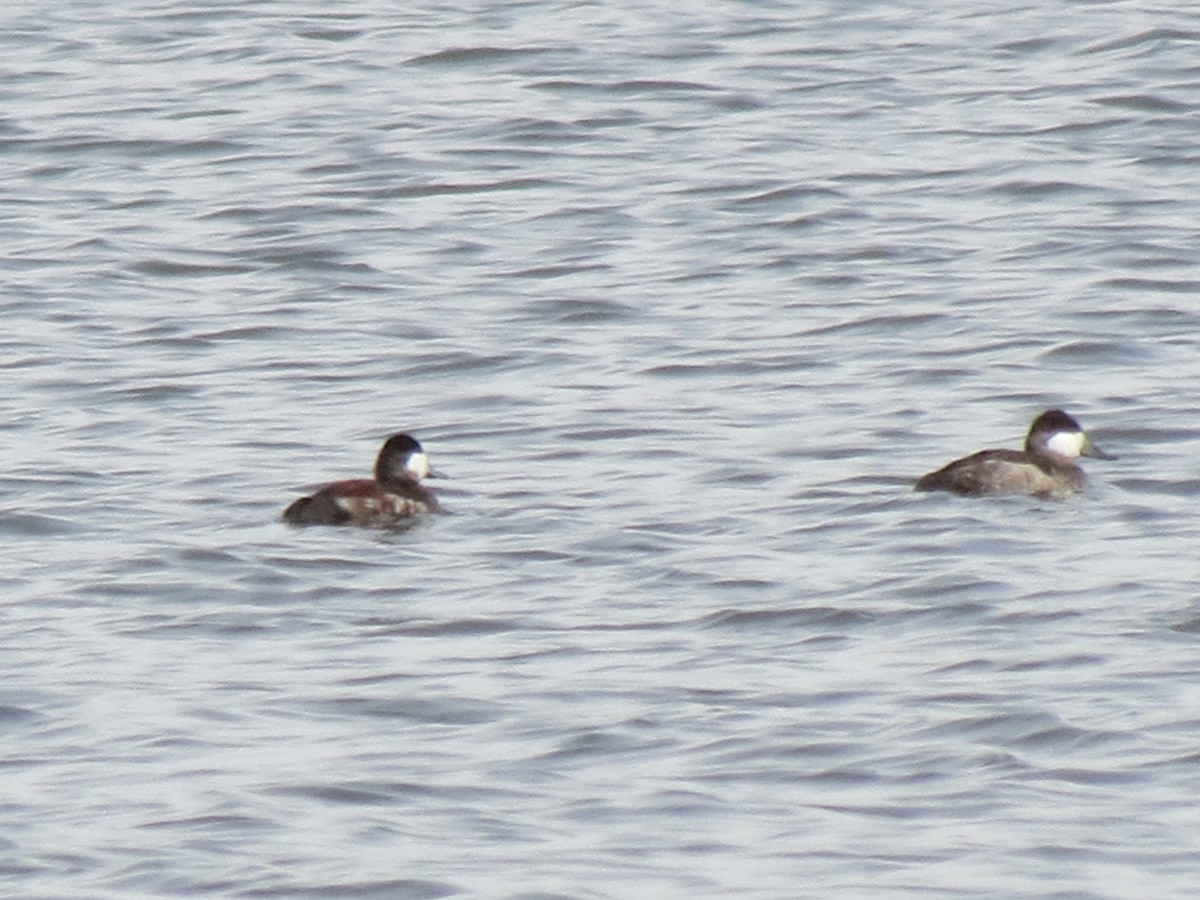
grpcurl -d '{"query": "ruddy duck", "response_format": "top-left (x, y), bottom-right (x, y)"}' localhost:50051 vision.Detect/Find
top-left (283, 433), bottom-right (440, 526)
top-left (914, 409), bottom-right (1115, 499)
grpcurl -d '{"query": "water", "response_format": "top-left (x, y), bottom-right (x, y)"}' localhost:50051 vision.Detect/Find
top-left (4, 2), bottom-right (1200, 897)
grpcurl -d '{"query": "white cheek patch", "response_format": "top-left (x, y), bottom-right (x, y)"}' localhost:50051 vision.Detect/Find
top-left (1046, 430), bottom-right (1085, 458)
top-left (406, 452), bottom-right (431, 479)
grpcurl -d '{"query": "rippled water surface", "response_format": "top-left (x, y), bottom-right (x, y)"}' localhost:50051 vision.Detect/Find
top-left (5, 2), bottom-right (1200, 897)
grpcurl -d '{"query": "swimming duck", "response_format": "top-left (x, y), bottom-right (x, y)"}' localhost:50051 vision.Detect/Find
top-left (283, 433), bottom-right (440, 526)
top-left (914, 409), bottom-right (1114, 499)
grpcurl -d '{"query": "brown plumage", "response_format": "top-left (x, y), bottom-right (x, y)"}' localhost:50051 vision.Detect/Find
top-left (284, 433), bottom-right (440, 526)
top-left (915, 409), bottom-right (1114, 499)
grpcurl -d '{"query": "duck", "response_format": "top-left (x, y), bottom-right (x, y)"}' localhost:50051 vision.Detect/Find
top-left (283, 433), bottom-right (440, 526)
top-left (914, 409), bottom-right (1115, 499)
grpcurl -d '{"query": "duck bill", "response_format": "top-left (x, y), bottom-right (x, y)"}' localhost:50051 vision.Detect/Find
top-left (1082, 437), bottom-right (1117, 460)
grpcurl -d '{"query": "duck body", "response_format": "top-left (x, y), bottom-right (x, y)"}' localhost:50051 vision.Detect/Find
top-left (914, 409), bottom-right (1114, 500)
top-left (283, 433), bottom-right (440, 526)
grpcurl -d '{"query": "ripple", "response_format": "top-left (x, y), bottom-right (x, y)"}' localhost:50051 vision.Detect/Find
top-left (6, 1), bottom-right (1200, 897)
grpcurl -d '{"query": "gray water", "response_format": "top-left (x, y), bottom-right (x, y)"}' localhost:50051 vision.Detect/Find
top-left (4, 2), bottom-right (1200, 897)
